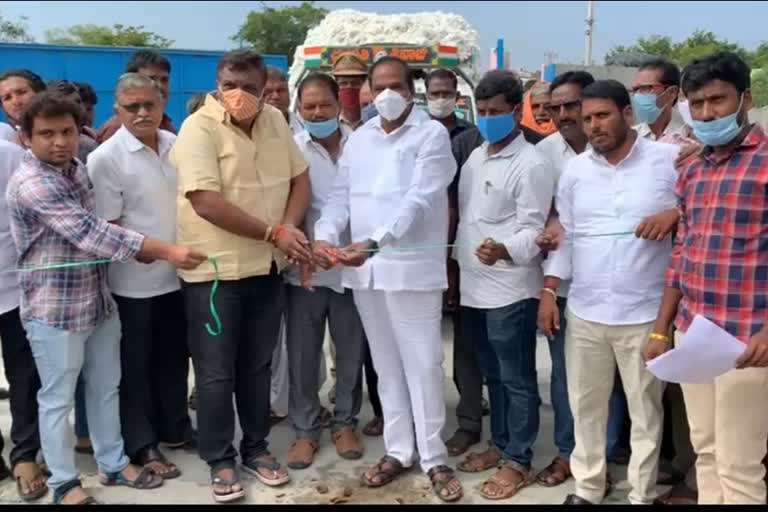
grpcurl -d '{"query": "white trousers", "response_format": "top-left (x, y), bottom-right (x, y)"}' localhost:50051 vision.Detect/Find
top-left (353, 289), bottom-right (448, 472)
top-left (565, 309), bottom-right (663, 505)
top-left (270, 315), bottom-right (327, 417)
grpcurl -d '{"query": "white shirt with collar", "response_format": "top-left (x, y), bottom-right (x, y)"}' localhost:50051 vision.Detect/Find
top-left (284, 125), bottom-right (352, 293)
top-left (545, 133), bottom-right (678, 325)
top-left (634, 114), bottom-right (691, 142)
top-left (87, 125), bottom-right (180, 299)
top-left (454, 132), bottom-right (554, 309)
top-left (0, 140), bottom-right (24, 314)
top-left (315, 107), bottom-right (457, 292)
top-left (536, 130), bottom-right (593, 299)
top-left (289, 112), bottom-right (304, 134)
top-left (0, 122), bottom-right (16, 143)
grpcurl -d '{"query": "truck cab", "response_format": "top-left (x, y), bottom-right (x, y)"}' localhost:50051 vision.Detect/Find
top-left (291, 44), bottom-right (476, 124)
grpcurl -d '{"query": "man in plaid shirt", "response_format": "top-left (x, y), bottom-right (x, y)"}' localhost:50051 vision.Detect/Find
top-left (6, 92), bottom-right (205, 504)
top-left (647, 52), bottom-right (768, 505)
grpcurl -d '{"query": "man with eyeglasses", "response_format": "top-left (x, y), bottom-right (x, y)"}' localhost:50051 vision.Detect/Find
top-left (170, 49), bottom-right (311, 503)
top-left (97, 50), bottom-right (176, 143)
top-left (87, 72), bottom-right (196, 483)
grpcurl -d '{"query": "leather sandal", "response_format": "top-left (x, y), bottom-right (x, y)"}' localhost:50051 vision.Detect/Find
top-left (134, 446), bottom-right (181, 480)
top-left (446, 428), bottom-right (481, 457)
top-left (360, 455), bottom-right (408, 488)
top-left (332, 427), bottom-right (363, 460)
top-left (362, 416), bottom-right (383, 437)
top-left (286, 439), bottom-right (319, 470)
top-left (53, 479), bottom-right (98, 505)
top-left (427, 465), bottom-right (463, 502)
top-left (13, 461), bottom-right (48, 502)
top-left (457, 442), bottom-right (501, 473)
top-left (479, 460), bottom-right (535, 500)
top-left (535, 456), bottom-right (571, 487)
top-left (99, 466), bottom-right (163, 489)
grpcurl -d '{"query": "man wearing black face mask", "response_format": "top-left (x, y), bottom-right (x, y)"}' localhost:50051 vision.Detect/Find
top-left (647, 52), bottom-right (768, 506)
top-left (453, 69), bottom-right (554, 500)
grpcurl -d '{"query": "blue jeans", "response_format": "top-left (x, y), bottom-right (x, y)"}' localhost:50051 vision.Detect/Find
top-left (548, 297), bottom-right (575, 458)
top-left (74, 374), bottom-right (89, 439)
top-left (24, 313), bottom-right (129, 491)
top-left (461, 298), bottom-right (541, 469)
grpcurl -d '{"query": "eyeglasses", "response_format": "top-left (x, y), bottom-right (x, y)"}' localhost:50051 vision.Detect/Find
top-left (631, 84), bottom-right (667, 95)
top-left (547, 100), bottom-right (582, 115)
top-left (119, 101), bottom-right (157, 113)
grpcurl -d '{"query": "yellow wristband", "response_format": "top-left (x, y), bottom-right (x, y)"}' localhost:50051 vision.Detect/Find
top-left (649, 333), bottom-right (670, 343)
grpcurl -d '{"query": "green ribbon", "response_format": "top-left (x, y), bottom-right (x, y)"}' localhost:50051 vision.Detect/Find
top-left (205, 257), bottom-right (222, 337)
top-left (10, 256), bottom-right (224, 337)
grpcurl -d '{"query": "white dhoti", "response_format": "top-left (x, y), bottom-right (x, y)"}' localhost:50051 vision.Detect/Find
top-left (353, 289), bottom-right (448, 472)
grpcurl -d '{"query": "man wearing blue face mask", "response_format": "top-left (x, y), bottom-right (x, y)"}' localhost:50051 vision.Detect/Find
top-left (453, 69), bottom-right (554, 500)
top-left (283, 73), bottom-right (366, 469)
top-left (647, 51), bottom-right (768, 505)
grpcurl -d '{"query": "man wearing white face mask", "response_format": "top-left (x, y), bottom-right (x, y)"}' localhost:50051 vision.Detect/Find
top-left (283, 72), bottom-right (366, 469)
top-left (425, 69), bottom-right (473, 138)
top-left (171, 49), bottom-right (312, 502)
top-left (313, 56), bottom-right (464, 503)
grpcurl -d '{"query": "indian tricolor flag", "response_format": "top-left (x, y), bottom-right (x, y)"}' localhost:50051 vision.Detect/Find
top-left (304, 46), bottom-right (323, 68)
top-left (438, 46), bottom-right (458, 67)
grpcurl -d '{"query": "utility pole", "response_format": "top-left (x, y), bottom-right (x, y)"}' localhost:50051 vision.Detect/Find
top-left (584, 0), bottom-right (594, 66)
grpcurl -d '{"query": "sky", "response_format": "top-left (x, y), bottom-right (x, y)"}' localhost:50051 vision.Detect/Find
top-left (2, 0), bottom-right (767, 71)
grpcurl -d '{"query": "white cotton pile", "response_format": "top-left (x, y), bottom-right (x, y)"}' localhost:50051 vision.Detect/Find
top-left (287, 9), bottom-right (482, 91)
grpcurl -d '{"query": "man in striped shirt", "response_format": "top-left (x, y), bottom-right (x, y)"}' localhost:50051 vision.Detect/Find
top-left (648, 51), bottom-right (768, 505)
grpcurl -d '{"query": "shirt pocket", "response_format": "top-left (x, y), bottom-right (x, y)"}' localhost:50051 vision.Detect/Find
top-left (477, 182), bottom-right (513, 223)
top-left (367, 146), bottom-right (414, 197)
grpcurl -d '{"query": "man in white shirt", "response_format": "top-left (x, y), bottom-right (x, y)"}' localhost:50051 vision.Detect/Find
top-left (452, 70), bottom-right (554, 500)
top-left (535, 71), bottom-right (632, 486)
top-left (0, 139), bottom-right (48, 501)
top-left (313, 56), bottom-right (463, 502)
top-left (0, 122), bottom-right (15, 142)
top-left (539, 80), bottom-right (679, 505)
top-left (88, 73), bottom-right (195, 480)
top-left (283, 73), bottom-right (365, 470)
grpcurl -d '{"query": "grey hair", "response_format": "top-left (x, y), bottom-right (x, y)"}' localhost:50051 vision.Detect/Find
top-left (113, 72), bottom-right (162, 107)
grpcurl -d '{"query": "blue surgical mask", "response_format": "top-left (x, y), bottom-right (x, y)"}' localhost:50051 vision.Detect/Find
top-left (477, 113), bottom-right (515, 143)
top-left (632, 93), bottom-right (664, 124)
top-left (304, 118), bottom-right (339, 139)
top-left (692, 95), bottom-right (744, 147)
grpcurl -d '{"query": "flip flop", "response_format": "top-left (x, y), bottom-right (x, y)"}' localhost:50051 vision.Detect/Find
top-left (242, 456), bottom-right (291, 487)
top-left (100, 466), bottom-right (163, 489)
top-left (211, 465), bottom-right (246, 503)
top-left (13, 462), bottom-right (48, 502)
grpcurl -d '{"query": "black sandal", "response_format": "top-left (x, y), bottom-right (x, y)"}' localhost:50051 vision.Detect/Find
top-left (360, 455), bottom-right (408, 488)
top-left (427, 465), bottom-right (463, 502)
top-left (134, 446), bottom-right (181, 480)
top-left (211, 462), bottom-right (246, 503)
top-left (53, 479), bottom-right (98, 505)
top-left (100, 465), bottom-right (163, 489)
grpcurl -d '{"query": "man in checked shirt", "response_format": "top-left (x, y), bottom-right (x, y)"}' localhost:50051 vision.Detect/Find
top-left (6, 92), bottom-right (206, 504)
top-left (647, 52), bottom-right (768, 505)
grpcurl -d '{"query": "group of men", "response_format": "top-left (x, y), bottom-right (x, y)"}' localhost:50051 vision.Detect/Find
top-left (0, 43), bottom-right (766, 506)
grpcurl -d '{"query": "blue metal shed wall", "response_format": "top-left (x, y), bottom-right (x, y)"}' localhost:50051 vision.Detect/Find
top-left (0, 43), bottom-right (288, 130)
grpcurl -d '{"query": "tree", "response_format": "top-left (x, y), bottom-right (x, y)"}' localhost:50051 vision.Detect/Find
top-left (0, 10), bottom-right (34, 43)
top-left (605, 35), bottom-right (674, 65)
top-left (233, 1), bottom-right (328, 66)
top-left (44, 24), bottom-right (173, 48)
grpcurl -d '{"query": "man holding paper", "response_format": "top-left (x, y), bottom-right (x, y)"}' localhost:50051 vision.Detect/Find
top-left (647, 52), bottom-right (768, 505)
top-left (538, 80), bottom-right (679, 505)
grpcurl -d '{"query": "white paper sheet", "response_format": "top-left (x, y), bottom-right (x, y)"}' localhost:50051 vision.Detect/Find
top-left (646, 315), bottom-right (747, 384)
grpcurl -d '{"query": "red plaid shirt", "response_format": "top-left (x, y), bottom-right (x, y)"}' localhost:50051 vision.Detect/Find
top-left (666, 124), bottom-right (768, 341)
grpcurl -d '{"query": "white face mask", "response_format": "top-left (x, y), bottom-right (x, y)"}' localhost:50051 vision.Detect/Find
top-left (427, 97), bottom-right (457, 119)
top-left (678, 100), bottom-right (694, 127)
top-left (374, 88), bottom-right (410, 121)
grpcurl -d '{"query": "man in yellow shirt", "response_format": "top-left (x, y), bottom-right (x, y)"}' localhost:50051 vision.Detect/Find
top-left (170, 49), bottom-right (311, 503)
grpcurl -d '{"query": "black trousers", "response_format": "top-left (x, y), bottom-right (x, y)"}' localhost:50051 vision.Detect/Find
top-left (362, 333), bottom-right (382, 418)
top-left (114, 291), bottom-right (194, 459)
top-left (451, 310), bottom-right (484, 434)
top-left (0, 307), bottom-right (41, 467)
top-left (182, 271), bottom-right (283, 467)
